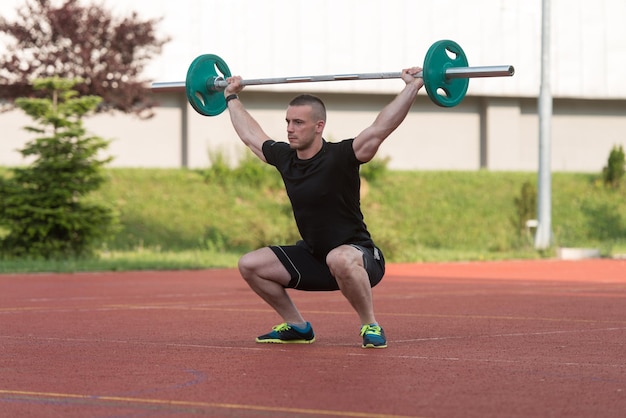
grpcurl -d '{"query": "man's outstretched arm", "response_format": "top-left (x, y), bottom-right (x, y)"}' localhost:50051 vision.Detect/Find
top-left (352, 67), bottom-right (424, 163)
top-left (224, 76), bottom-right (271, 162)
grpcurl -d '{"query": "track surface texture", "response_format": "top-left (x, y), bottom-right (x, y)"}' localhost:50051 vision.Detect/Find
top-left (1, 259), bottom-right (625, 417)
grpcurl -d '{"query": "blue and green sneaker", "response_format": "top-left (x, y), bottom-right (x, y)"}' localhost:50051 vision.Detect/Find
top-left (360, 324), bottom-right (387, 348)
top-left (256, 322), bottom-right (315, 344)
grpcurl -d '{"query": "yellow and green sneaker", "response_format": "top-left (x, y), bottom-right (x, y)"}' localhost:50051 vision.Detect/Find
top-left (360, 324), bottom-right (387, 348)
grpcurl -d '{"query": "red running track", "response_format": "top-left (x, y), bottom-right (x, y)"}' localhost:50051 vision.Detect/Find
top-left (1, 259), bottom-right (625, 417)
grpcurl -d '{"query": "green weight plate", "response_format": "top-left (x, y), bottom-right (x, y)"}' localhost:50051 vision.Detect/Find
top-left (423, 40), bottom-right (469, 107)
top-left (185, 54), bottom-right (232, 116)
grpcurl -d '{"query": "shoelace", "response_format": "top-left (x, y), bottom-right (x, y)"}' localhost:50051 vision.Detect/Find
top-left (360, 324), bottom-right (382, 337)
top-left (273, 323), bottom-right (291, 332)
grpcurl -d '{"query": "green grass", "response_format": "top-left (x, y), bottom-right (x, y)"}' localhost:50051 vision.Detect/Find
top-left (0, 249), bottom-right (240, 274)
top-left (1, 166), bottom-right (625, 273)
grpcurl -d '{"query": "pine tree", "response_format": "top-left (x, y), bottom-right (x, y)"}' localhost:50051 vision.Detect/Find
top-left (0, 78), bottom-right (115, 258)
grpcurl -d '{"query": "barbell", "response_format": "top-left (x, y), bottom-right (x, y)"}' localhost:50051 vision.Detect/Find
top-left (151, 39), bottom-right (515, 116)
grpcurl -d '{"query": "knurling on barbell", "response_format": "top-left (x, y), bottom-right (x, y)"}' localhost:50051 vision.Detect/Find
top-left (151, 39), bottom-right (515, 116)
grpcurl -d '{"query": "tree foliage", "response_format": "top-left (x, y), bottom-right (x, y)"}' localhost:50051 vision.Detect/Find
top-left (512, 181), bottom-right (537, 240)
top-left (0, 77), bottom-right (115, 259)
top-left (602, 145), bottom-right (625, 189)
top-left (0, 0), bottom-right (170, 117)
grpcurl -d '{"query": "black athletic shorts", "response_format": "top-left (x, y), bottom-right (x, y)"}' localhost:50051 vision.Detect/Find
top-left (269, 241), bottom-right (385, 291)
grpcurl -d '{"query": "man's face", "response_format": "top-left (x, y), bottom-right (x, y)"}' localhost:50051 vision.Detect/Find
top-left (285, 105), bottom-right (323, 151)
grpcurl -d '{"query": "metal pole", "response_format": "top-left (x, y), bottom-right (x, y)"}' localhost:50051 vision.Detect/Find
top-left (151, 65), bottom-right (515, 92)
top-left (535, 0), bottom-right (553, 250)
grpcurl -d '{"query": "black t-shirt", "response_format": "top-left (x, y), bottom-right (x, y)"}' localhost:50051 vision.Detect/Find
top-left (263, 138), bottom-right (374, 258)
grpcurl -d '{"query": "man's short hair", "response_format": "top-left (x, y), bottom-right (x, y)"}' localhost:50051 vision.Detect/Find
top-left (289, 94), bottom-right (327, 122)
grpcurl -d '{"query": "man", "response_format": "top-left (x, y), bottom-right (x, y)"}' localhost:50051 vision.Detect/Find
top-left (223, 66), bottom-right (424, 348)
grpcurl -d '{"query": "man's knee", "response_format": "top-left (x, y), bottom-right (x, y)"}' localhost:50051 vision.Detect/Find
top-left (238, 247), bottom-right (291, 286)
top-left (238, 250), bottom-right (261, 279)
top-left (326, 246), bottom-right (363, 278)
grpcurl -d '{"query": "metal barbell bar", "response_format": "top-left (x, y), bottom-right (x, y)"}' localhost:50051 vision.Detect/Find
top-left (151, 39), bottom-right (515, 116)
top-left (151, 65), bottom-right (514, 92)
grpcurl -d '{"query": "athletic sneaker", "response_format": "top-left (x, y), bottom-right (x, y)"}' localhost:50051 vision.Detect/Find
top-left (360, 324), bottom-right (387, 348)
top-left (256, 322), bottom-right (315, 344)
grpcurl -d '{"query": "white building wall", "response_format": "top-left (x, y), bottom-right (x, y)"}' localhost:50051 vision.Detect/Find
top-left (485, 99), bottom-right (524, 171)
top-left (1, 0), bottom-right (625, 171)
top-left (110, 0), bottom-right (625, 100)
top-left (3, 0), bottom-right (623, 98)
top-left (2, 94), bottom-right (626, 172)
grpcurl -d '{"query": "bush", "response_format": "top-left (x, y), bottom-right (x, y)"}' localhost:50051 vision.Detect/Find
top-left (602, 144), bottom-right (625, 188)
top-left (0, 78), bottom-right (115, 259)
top-left (512, 181), bottom-right (537, 240)
top-left (204, 149), bottom-right (282, 190)
top-left (360, 156), bottom-right (390, 183)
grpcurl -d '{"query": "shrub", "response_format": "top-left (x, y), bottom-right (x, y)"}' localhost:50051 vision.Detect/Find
top-left (0, 78), bottom-right (115, 258)
top-left (233, 153), bottom-right (283, 189)
top-left (203, 148), bottom-right (233, 184)
top-left (360, 156), bottom-right (390, 183)
top-left (602, 144), bottom-right (625, 188)
top-left (204, 149), bottom-right (282, 190)
top-left (513, 181), bottom-right (537, 239)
